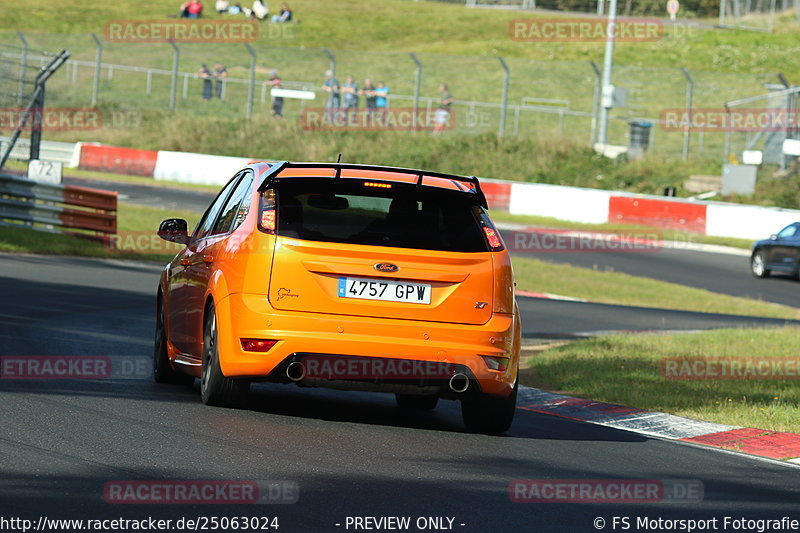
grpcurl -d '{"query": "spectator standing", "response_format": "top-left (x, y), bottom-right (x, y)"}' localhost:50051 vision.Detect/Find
top-left (213, 63), bottom-right (227, 99)
top-left (272, 3), bottom-right (292, 22)
top-left (374, 81), bottom-right (389, 121)
top-left (196, 64), bottom-right (213, 100)
top-left (361, 79), bottom-right (377, 124)
top-left (342, 75), bottom-right (359, 125)
top-left (434, 83), bottom-right (454, 134)
top-left (267, 71), bottom-right (284, 118)
top-left (322, 70), bottom-right (340, 123)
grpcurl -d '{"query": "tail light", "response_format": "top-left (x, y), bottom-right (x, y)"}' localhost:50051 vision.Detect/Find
top-left (476, 209), bottom-right (505, 252)
top-left (258, 189), bottom-right (276, 234)
top-left (241, 338), bottom-right (278, 352)
top-left (481, 355), bottom-right (510, 371)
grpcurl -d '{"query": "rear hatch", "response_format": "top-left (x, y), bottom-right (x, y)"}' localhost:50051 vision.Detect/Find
top-left (265, 176), bottom-right (498, 325)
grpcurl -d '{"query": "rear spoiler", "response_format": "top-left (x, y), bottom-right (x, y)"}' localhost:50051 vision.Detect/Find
top-left (256, 161), bottom-right (489, 209)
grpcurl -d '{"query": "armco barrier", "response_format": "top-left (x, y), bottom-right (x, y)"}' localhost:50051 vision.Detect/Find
top-left (153, 151), bottom-right (252, 186)
top-left (0, 136), bottom-right (80, 167)
top-left (78, 143), bottom-right (158, 176)
top-left (609, 196), bottom-right (707, 233)
top-left (0, 172), bottom-right (117, 238)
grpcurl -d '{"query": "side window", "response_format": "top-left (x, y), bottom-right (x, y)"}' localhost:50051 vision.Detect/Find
top-left (210, 171), bottom-right (254, 236)
top-left (777, 224), bottom-right (798, 239)
top-left (191, 173), bottom-right (243, 241)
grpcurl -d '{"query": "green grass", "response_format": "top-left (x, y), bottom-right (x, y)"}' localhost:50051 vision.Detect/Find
top-left (521, 327), bottom-right (800, 435)
top-left (3, 0), bottom-right (800, 74)
top-left (511, 255), bottom-right (798, 319)
top-left (491, 210), bottom-right (755, 250)
top-left (0, 202), bottom-right (200, 261)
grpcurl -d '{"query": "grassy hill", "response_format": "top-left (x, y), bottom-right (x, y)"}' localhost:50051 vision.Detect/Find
top-left (2, 0), bottom-right (800, 207)
top-left (2, 0), bottom-right (800, 73)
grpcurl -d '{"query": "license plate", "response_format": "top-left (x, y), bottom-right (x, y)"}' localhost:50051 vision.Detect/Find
top-left (338, 277), bottom-right (431, 305)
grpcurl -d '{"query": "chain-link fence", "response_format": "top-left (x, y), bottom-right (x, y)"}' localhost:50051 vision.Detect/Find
top-left (0, 29), bottom-right (794, 162)
top-left (434, 0), bottom-right (800, 28)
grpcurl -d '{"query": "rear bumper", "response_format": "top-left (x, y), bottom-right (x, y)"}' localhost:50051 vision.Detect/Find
top-left (215, 293), bottom-right (519, 397)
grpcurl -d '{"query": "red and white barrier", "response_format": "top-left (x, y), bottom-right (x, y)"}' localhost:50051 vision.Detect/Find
top-left (509, 183), bottom-right (611, 224)
top-left (608, 195), bottom-right (707, 233)
top-left (74, 142), bottom-right (800, 241)
top-left (153, 151), bottom-right (252, 186)
top-left (78, 143), bottom-right (158, 177)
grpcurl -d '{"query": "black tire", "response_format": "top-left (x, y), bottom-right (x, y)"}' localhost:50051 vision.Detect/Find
top-left (200, 304), bottom-right (250, 407)
top-left (461, 382), bottom-right (518, 435)
top-left (153, 303), bottom-right (194, 386)
top-left (395, 394), bottom-right (439, 411)
top-left (751, 251), bottom-right (770, 279)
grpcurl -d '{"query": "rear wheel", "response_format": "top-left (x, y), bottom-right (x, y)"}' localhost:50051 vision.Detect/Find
top-left (395, 394), bottom-right (439, 411)
top-left (200, 304), bottom-right (250, 407)
top-left (461, 382), bottom-right (517, 435)
top-left (153, 303), bottom-right (194, 386)
top-left (751, 251), bottom-right (770, 278)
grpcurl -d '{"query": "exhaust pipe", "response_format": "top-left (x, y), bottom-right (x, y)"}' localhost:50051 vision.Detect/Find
top-left (449, 373), bottom-right (470, 394)
top-left (286, 361), bottom-right (306, 382)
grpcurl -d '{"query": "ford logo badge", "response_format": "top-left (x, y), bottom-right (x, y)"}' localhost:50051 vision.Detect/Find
top-left (374, 263), bottom-right (399, 273)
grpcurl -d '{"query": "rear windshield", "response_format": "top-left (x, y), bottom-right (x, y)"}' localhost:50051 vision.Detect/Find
top-left (274, 178), bottom-right (489, 252)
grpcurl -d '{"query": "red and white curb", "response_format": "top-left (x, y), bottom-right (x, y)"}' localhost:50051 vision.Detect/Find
top-left (515, 290), bottom-right (589, 303)
top-left (518, 386), bottom-right (800, 462)
top-left (497, 222), bottom-right (751, 257)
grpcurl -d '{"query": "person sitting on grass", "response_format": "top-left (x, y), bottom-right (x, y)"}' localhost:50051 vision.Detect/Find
top-left (271, 3), bottom-right (292, 22)
top-left (180, 0), bottom-right (204, 18)
top-left (215, 0), bottom-right (229, 13)
top-left (250, 0), bottom-right (269, 20)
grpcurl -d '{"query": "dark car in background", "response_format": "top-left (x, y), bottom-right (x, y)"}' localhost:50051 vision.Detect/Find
top-left (751, 222), bottom-right (800, 279)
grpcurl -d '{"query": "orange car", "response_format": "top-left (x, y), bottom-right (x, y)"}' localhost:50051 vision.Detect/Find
top-left (154, 162), bottom-right (520, 433)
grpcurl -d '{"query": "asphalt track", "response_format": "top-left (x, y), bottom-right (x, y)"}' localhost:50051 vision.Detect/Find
top-left (1, 253), bottom-right (800, 532)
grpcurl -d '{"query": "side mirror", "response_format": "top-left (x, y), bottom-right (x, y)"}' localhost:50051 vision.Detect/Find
top-left (770, 234), bottom-right (778, 240)
top-left (158, 218), bottom-right (189, 244)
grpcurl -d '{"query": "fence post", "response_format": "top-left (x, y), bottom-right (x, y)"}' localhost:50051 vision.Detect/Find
top-left (590, 60), bottom-right (601, 145)
top-left (680, 67), bottom-right (694, 161)
top-left (146, 70), bottom-right (152, 96)
top-left (169, 39), bottom-right (179, 110)
top-left (410, 53), bottom-right (422, 131)
top-left (723, 105), bottom-right (732, 163)
top-left (91, 33), bottom-right (102, 106)
top-left (323, 48), bottom-right (336, 78)
top-left (16, 32), bottom-right (27, 105)
top-left (498, 57), bottom-right (509, 137)
top-left (245, 43), bottom-right (256, 119)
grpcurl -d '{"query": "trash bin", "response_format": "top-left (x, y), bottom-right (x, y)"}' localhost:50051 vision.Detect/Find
top-left (629, 121), bottom-right (652, 151)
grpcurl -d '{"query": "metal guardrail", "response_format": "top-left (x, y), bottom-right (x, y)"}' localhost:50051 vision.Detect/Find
top-left (0, 172), bottom-right (117, 239)
top-left (0, 137), bottom-right (77, 165)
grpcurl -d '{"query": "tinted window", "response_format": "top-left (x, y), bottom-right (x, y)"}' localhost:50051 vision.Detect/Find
top-left (192, 173), bottom-right (242, 241)
top-left (274, 178), bottom-right (487, 252)
top-left (211, 171), bottom-right (254, 235)
top-left (777, 224), bottom-right (798, 239)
